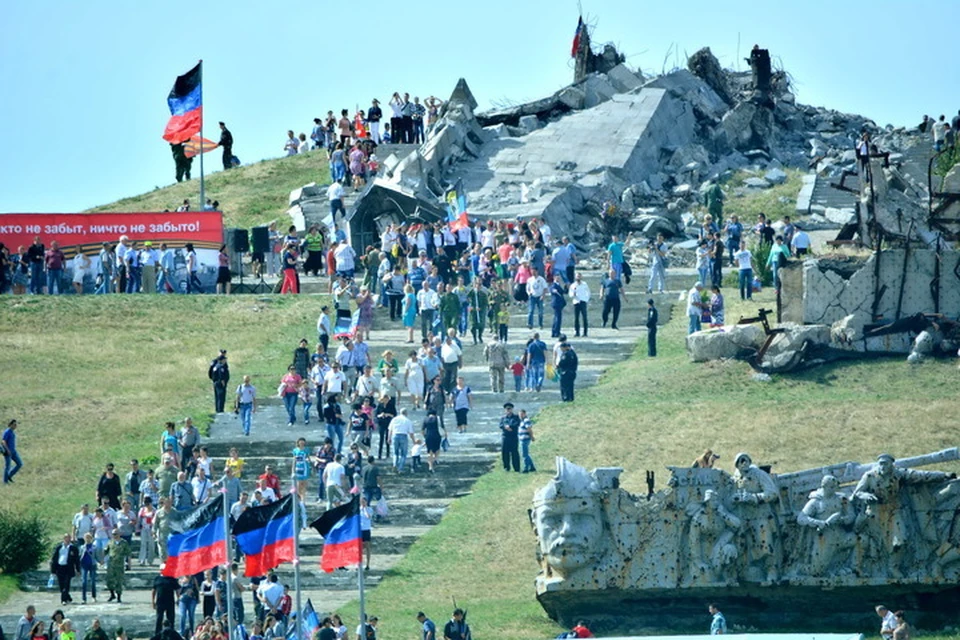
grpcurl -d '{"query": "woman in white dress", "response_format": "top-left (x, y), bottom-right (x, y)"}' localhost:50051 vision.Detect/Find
top-left (73, 251), bottom-right (91, 294)
top-left (403, 350), bottom-right (425, 410)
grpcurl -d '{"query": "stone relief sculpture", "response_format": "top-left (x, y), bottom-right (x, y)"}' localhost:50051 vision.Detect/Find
top-left (531, 449), bottom-right (960, 630)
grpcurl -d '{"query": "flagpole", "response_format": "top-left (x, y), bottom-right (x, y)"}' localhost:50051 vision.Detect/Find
top-left (357, 490), bottom-right (365, 638)
top-left (292, 465), bottom-right (303, 640)
top-left (223, 489), bottom-right (235, 639)
top-left (198, 59), bottom-right (205, 211)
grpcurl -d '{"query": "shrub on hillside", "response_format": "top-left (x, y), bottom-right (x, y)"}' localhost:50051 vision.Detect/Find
top-left (751, 241), bottom-right (774, 287)
top-left (0, 508), bottom-right (48, 574)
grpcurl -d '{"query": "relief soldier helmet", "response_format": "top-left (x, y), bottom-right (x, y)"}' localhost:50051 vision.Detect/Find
top-left (877, 453), bottom-right (895, 463)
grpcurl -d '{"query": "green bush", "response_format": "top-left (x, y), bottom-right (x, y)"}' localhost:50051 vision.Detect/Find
top-left (935, 145), bottom-right (960, 187)
top-left (0, 508), bottom-right (48, 574)
top-left (751, 241), bottom-right (774, 286)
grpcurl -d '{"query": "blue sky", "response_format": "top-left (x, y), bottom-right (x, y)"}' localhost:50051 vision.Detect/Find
top-left (1, 0), bottom-right (957, 213)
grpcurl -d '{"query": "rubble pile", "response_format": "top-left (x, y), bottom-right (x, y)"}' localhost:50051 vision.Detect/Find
top-left (370, 46), bottom-right (944, 258)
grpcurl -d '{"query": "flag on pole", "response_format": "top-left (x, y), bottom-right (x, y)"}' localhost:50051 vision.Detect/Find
top-left (444, 179), bottom-right (470, 231)
top-left (309, 497), bottom-right (362, 573)
top-left (233, 494), bottom-right (296, 577)
top-left (162, 62), bottom-right (203, 144)
top-left (161, 495), bottom-right (227, 577)
top-left (183, 135), bottom-right (219, 158)
top-left (285, 599), bottom-right (321, 640)
top-left (571, 16), bottom-right (584, 58)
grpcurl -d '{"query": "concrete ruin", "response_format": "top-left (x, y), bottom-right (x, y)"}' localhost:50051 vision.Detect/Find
top-left (532, 453), bottom-right (960, 634)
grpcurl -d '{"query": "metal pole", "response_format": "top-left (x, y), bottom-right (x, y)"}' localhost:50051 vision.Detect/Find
top-left (291, 467), bottom-right (303, 640)
top-left (198, 59), bottom-right (205, 211)
top-left (223, 489), bottom-right (234, 639)
top-left (357, 489), bottom-right (365, 637)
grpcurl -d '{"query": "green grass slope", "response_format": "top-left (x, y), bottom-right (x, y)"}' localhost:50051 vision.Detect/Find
top-left (344, 289), bottom-right (959, 640)
top-left (86, 150), bottom-right (332, 230)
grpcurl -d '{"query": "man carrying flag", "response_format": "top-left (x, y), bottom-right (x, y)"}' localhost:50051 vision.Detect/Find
top-left (309, 496), bottom-right (362, 572)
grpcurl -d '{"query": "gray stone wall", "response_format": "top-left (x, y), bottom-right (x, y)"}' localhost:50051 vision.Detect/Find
top-left (799, 250), bottom-right (960, 326)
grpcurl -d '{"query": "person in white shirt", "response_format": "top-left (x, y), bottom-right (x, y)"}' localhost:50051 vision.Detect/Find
top-left (439, 335), bottom-right (462, 393)
top-left (327, 181), bottom-right (346, 223)
top-left (258, 575), bottom-right (285, 620)
top-left (322, 362), bottom-right (348, 400)
top-left (525, 267), bottom-right (548, 330)
top-left (417, 281), bottom-right (440, 341)
top-left (686, 282), bottom-right (704, 335)
top-left (284, 131), bottom-right (299, 156)
top-left (334, 242), bottom-right (356, 278)
top-left (539, 221), bottom-right (552, 246)
top-left (254, 478), bottom-right (277, 503)
top-left (73, 504), bottom-right (95, 540)
top-left (191, 468), bottom-right (212, 504)
top-left (790, 225), bottom-right (811, 257)
top-left (388, 408), bottom-right (416, 473)
top-left (322, 454), bottom-right (347, 509)
top-left (297, 133), bottom-right (310, 155)
top-left (139, 242), bottom-right (159, 294)
top-left (568, 272), bottom-right (591, 337)
top-left (480, 224), bottom-right (496, 249)
top-left (316, 305), bottom-right (332, 352)
top-left (733, 240), bottom-right (754, 301)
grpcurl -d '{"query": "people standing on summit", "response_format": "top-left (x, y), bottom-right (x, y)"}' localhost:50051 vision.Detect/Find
top-left (218, 122), bottom-right (233, 170)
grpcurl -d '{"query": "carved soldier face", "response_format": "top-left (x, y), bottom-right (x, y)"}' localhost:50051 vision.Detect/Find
top-left (534, 497), bottom-right (603, 574)
top-left (877, 458), bottom-right (894, 476)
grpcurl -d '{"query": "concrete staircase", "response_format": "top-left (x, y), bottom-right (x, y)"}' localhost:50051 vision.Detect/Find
top-left (3, 270), bottom-right (681, 636)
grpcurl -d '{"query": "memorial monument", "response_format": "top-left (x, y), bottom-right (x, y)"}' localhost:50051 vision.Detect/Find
top-left (531, 450), bottom-right (960, 633)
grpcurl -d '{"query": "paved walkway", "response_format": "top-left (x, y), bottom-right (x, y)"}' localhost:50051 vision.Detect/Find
top-left (4, 271), bottom-right (680, 637)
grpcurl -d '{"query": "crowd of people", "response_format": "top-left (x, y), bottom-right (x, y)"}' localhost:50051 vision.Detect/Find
top-left (919, 110), bottom-right (960, 152)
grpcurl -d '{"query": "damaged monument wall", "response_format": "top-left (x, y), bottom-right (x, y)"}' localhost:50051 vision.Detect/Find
top-left (786, 249), bottom-right (960, 331)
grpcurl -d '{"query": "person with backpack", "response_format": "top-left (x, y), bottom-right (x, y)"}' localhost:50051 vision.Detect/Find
top-left (443, 609), bottom-right (471, 640)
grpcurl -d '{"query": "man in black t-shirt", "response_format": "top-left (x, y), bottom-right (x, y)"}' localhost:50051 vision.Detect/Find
top-left (443, 608), bottom-right (471, 640)
top-left (600, 269), bottom-right (625, 330)
top-left (152, 573), bottom-right (180, 636)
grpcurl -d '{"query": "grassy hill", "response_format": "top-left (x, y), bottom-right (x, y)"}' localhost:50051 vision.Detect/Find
top-left (342, 290), bottom-right (959, 639)
top-left (86, 149), bottom-right (332, 230)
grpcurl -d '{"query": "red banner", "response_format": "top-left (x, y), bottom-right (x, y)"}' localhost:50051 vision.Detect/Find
top-left (0, 212), bottom-right (224, 256)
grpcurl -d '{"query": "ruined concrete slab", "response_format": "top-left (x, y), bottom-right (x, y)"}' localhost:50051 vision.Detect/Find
top-left (462, 87), bottom-right (695, 232)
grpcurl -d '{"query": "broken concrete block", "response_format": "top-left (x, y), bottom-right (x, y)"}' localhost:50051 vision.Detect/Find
top-left (764, 167), bottom-right (788, 185)
top-left (743, 177), bottom-right (771, 189)
top-left (518, 115), bottom-right (541, 133)
top-left (580, 74), bottom-right (618, 109)
top-left (556, 86), bottom-right (586, 110)
top-left (823, 207), bottom-right (856, 225)
top-left (686, 324), bottom-right (766, 362)
top-left (605, 63), bottom-right (644, 93)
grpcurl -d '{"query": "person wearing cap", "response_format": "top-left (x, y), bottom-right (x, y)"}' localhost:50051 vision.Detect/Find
top-left (417, 612), bottom-right (436, 640)
top-left (646, 298), bottom-right (659, 357)
top-left (557, 341), bottom-right (578, 402)
top-left (218, 121), bottom-right (233, 171)
top-left (853, 453), bottom-right (956, 577)
top-left (356, 615), bottom-right (379, 640)
top-left (140, 241), bottom-right (159, 293)
top-left (499, 403), bottom-right (521, 472)
top-left (208, 350), bottom-right (231, 413)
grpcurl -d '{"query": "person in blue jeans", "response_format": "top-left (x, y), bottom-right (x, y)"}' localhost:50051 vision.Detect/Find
top-left (518, 410), bottom-right (536, 473)
top-left (79, 533), bottom-right (98, 603)
top-left (2, 419), bottom-right (22, 483)
top-left (526, 333), bottom-right (547, 392)
top-left (235, 376), bottom-right (257, 436)
top-left (686, 282), bottom-right (704, 335)
top-left (733, 240), bottom-right (754, 301)
top-left (323, 395), bottom-right (344, 454)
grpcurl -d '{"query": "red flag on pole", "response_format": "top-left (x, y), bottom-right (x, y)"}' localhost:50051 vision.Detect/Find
top-left (571, 16), bottom-right (584, 58)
